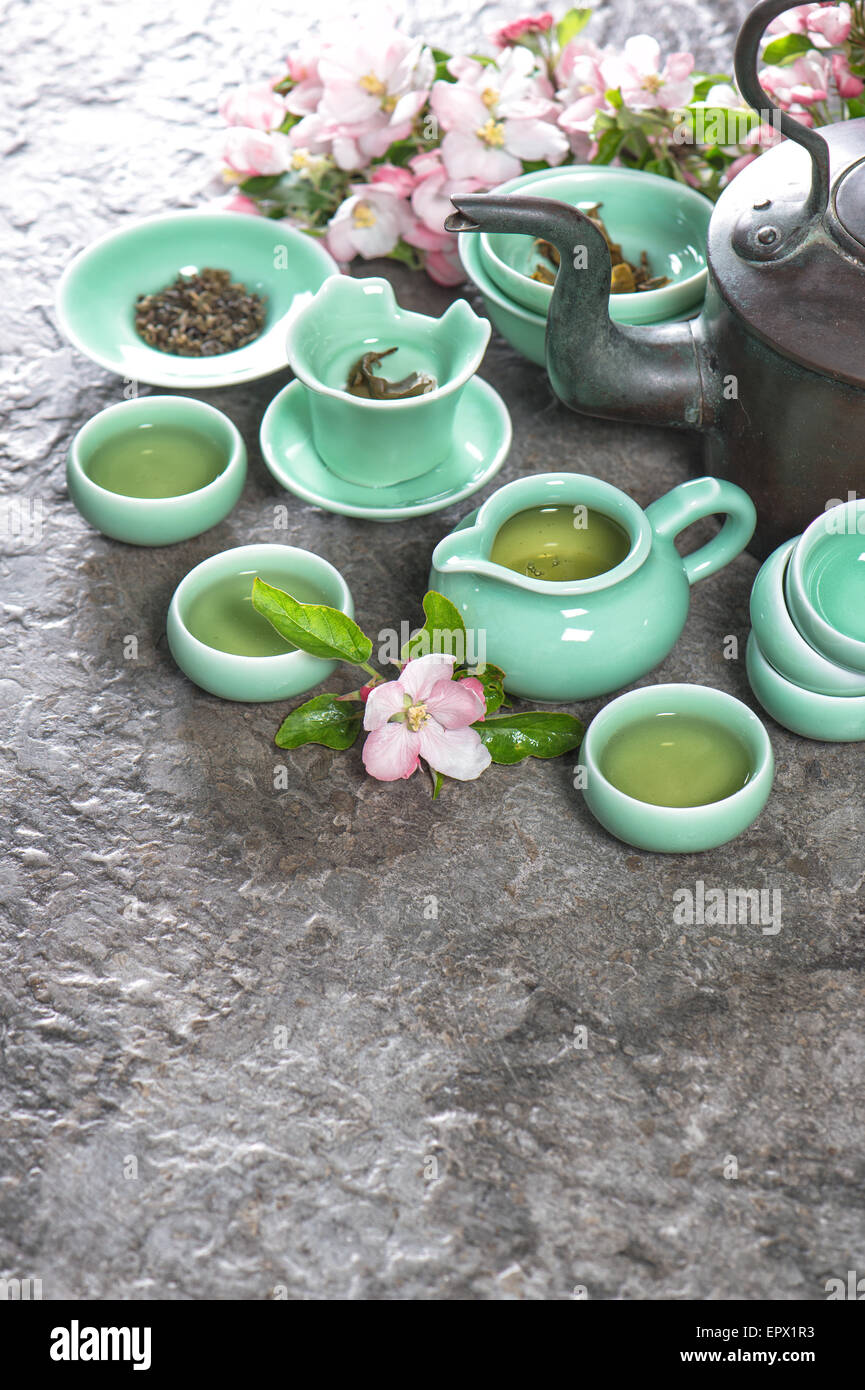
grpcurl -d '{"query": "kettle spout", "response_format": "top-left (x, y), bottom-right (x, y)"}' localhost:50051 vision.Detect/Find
top-left (449, 192), bottom-right (704, 431)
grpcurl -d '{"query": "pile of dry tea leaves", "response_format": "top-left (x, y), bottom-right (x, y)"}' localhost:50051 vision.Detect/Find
top-left (135, 268), bottom-right (267, 356)
top-left (532, 205), bottom-right (670, 294)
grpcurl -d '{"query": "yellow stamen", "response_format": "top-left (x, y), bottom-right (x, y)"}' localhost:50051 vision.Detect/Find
top-left (407, 703), bottom-right (429, 732)
top-left (481, 86), bottom-right (499, 109)
top-left (352, 201), bottom-right (377, 229)
top-left (477, 117), bottom-right (506, 147)
top-left (642, 73), bottom-right (664, 94)
top-left (359, 72), bottom-right (387, 96)
top-left (291, 151), bottom-right (309, 169)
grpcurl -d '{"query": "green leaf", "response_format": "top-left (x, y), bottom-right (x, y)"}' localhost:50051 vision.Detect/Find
top-left (591, 128), bottom-right (627, 165)
top-left (692, 72), bottom-right (735, 101)
top-left (252, 578), bottom-right (373, 666)
top-left (403, 590), bottom-right (467, 662)
top-left (274, 694), bottom-right (363, 750)
top-left (557, 7), bottom-right (593, 48)
top-left (473, 712), bottom-right (584, 765)
top-left (432, 771), bottom-right (445, 800)
top-left (761, 33), bottom-right (813, 66)
top-left (240, 174), bottom-right (282, 194)
top-left (454, 662), bottom-right (506, 716)
top-left (605, 86), bottom-right (624, 109)
top-left (847, 96), bottom-right (865, 117)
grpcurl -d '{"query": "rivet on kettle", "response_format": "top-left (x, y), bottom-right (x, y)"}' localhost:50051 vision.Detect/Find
top-left (756, 225), bottom-right (779, 245)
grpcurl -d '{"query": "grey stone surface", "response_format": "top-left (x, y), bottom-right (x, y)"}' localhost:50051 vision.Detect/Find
top-left (2, 0), bottom-right (863, 1302)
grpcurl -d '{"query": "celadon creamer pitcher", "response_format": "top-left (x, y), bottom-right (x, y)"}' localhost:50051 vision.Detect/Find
top-left (430, 473), bottom-right (756, 702)
top-left (445, 0), bottom-right (865, 559)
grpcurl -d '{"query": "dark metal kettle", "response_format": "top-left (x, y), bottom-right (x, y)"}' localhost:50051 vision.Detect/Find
top-left (446, 0), bottom-right (865, 558)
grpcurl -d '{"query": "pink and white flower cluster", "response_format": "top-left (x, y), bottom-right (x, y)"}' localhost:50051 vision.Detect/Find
top-left (215, 8), bottom-right (865, 282)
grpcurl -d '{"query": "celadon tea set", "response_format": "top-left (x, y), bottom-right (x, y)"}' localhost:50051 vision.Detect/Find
top-left (56, 0), bottom-right (865, 854)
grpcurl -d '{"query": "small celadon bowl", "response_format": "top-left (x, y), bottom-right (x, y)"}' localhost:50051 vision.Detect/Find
top-left (478, 166), bottom-right (711, 323)
top-left (67, 395), bottom-right (246, 546)
top-left (750, 537), bottom-right (865, 696)
top-left (56, 211), bottom-right (337, 388)
top-left (167, 543), bottom-right (354, 702)
top-left (785, 499), bottom-right (865, 674)
top-left (746, 631), bottom-right (865, 741)
top-left (285, 275), bottom-right (490, 487)
top-left (579, 683), bottom-right (774, 853)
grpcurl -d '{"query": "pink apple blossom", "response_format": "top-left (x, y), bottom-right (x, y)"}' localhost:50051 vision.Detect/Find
top-left (602, 35), bottom-right (695, 110)
top-left (767, 4), bottom-right (819, 34)
top-left (325, 183), bottom-right (417, 262)
top-left (284, 47), bottom-right (324, 116)
top-left (760, 52), bottom-right (830, 106)
top-left (222, 127), bottom-right (295, 177)
top-left (832, 51), bottom-right (865, 98)
top-left (315, 29), bottom-right (435, 169)
top-left (361, 654), bottom-right (490, 782)
top-left (370, 162), bottom-right (417, 199)
top-left (423, 247), bottom-right (466, 286)
top-left (807, 4), bottom-right (853, 46)
top-left (431, 46), bottom-right (568, 185)
top-left (556, 38), bottom-right (612, 153)
top-left (493, 13), bottom-right (555, 48)
top-left (725, 152), bottom-right (760, 183)
top-left (220, 82), bottom-right (288, 131)
top-left (207, 191), bottom-right (262, 215)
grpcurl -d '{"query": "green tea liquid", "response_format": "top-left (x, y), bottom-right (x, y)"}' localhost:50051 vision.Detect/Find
top-left (600, 712), bottom-right (753, 808)
top-left (490, 504), bottom-right (631, 581)
top-left (84, 424), bottom-right (226, 498)
top-left (183, 570), bottom-right (314, 657)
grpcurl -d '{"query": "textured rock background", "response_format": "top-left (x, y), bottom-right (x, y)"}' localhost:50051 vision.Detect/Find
top-left (1, 0), bottom-right (863, 1302)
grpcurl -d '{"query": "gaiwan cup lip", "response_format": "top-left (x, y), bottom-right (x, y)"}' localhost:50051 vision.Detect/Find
top-left (284, 275), bottom-right (491, 487)
top-left (285, 275), bottom-right (490, 407)
top-left (431, 471), bottom-right (653, 595)
top-left (166, 542), bottom-right (354, 703)
top-left (66, 395), bottom-right (246, 547)
top-left (786, 499), bottom-right (865, 673)
top-left (578, 683), bottom-right (775, 854)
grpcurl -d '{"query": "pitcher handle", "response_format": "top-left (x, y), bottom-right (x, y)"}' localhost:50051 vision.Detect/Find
top-left (645, 476), bottom-right (757, 586)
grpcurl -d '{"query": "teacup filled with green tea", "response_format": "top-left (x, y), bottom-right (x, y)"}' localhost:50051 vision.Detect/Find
top-left (66, 395), bottom-right (246, 546)
top-left (83, 422), bottom-right (228, 499)
top-left (490, 504), bottom-right (631, 581)
top-left (182, 568), bottom-right (331, 659)
top-left (167, 543), bottom-right (354, 701)
top-left (599, 711), bottom-right (753, 808)
top-left (578, 684), bottom-right (774, 853)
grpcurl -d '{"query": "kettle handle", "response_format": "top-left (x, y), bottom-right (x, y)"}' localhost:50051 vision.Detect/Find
top-left (734, 0), bottom-right (830, 223)
top-left (645, 477), bottom-right (757, 586)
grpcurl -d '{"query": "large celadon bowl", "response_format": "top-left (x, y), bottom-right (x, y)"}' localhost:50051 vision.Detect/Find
top-left (478, 166), bottom-right (711, 324)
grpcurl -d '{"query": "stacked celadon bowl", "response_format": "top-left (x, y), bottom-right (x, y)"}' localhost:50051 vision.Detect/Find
top-left (457, 166), bottom-right (712, 366)
top-left (746, 501), bottom-right (865, 740)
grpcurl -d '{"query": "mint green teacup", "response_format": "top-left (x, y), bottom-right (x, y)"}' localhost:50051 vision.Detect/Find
top-left (430, 472), bottom-right (756, 702)
top-left (579, 683), bottom-right (774, 853)
top-left (167, 543), bottom-right (353, 702)
top-left (285, 276), bottom-right (490, 487)
top-left (67, 396), bottom-right (246, 546)
top-left (785, 499), bottom-right (865, 674)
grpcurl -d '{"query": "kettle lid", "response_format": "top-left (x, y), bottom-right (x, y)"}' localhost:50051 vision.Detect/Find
top-left (710, 0), bottom-right (865, 388)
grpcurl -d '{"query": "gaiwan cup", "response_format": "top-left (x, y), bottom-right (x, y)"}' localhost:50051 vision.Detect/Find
top-left (578, 684), bottom-right (774, 853)
top-left (285, 275), bottom-right (490, 487)
top-left (67, 395), bottom-right (246, 546)
top-left (785, 499), bottom-right (865, 674)
top-left (430, 472), bottom-right (756, 702)
top-left (167, 543), bottom-right (353, 702)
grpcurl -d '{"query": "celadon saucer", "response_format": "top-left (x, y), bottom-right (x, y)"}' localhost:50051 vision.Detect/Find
top-left (259, 376), bottom-right (512, 521)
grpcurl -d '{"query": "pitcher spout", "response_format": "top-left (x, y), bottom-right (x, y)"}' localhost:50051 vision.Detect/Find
top-left (447, 192), bottom-right (705, 431)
